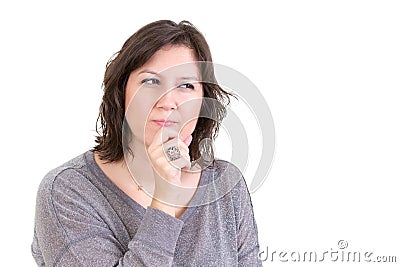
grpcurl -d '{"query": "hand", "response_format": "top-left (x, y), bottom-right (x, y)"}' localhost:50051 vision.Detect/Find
top-left (147, 127), bottom-right (193, 216)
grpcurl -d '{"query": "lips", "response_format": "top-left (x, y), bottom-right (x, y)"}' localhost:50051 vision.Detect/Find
top-left (152, 120), bottom-right (178, 127)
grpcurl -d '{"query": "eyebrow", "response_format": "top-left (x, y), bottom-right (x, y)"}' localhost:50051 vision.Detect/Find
top-left (138, 69), bottom-right (160, 76)
top-left (178, 76), bottom-right (199, 81)
top-left (138, 69), bottom-right (199, 81)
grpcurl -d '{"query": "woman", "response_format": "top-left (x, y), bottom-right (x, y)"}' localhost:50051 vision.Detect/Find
top-left (32, 20), bottom-right (262, 266)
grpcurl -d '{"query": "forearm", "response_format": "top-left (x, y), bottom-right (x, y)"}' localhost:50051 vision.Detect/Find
top-left (43, 207), bottom-right (183, 267)
top-left (117, 206), bottom-right (183, 266)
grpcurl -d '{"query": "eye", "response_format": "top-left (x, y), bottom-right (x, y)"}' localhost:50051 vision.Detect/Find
top-left (177, 82), bottom-right (195, 90)
top-left (141, 78), bottom-right (160, 86)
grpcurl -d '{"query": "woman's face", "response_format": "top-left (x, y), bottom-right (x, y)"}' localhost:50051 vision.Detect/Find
top-left (125, 45), bottom-right (203, 147)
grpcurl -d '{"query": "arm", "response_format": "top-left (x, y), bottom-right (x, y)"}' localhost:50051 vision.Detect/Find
top-left (234, 177), bottom-right (263, 266)
top-left (33, 168), bottom-right (183, 267)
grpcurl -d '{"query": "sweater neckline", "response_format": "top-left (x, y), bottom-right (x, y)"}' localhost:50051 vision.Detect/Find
top-left (84, 150), bottom-right (212, 222)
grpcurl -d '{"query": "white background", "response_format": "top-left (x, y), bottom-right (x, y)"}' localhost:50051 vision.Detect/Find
top-left (1, 0), bottom-right (399, 266)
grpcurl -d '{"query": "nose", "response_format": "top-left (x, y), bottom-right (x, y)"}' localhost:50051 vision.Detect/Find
top-left (156, 88), bottom-right (178, 110)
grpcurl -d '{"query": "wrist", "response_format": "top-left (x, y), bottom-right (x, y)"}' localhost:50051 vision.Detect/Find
top-left (150, 198), bottom-right (175, 217)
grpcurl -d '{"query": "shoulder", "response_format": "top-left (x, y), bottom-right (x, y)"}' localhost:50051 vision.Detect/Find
top-left (35, 151), bottom-right (96, 208)
top-left (34, 151), bottom-right (110, 235)
top-left (211, 159), bottom-right (244, 179)
top-left (208, 159), bottom-right (247, 188)
top-left (33, 152), bottom-right (113, 266)
top-left (202, 159), bottom-right (250, 201)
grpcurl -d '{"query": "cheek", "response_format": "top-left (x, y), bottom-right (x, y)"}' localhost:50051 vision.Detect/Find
top-left (125, 90), bottom-right (157, 140)
top-left (144, 126), bottom-right (156, 147)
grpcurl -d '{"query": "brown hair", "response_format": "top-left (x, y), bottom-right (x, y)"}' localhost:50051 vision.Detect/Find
top-left (93, 20), bottom-right (232, 164)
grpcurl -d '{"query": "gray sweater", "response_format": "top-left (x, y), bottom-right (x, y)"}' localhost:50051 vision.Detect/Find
top-left (31, 150), bottom-right (262, 266)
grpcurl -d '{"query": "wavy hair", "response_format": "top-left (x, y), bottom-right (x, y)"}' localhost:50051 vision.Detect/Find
top-left (93, 20), bottom-right (232, 164)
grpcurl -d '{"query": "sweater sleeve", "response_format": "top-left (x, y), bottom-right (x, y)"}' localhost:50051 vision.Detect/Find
top-left (32, 168), bottom-right (183, 267)
top-left (233, 176), bottom-right (263, 266)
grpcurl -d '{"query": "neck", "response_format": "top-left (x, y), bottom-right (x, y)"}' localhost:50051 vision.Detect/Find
top-left (124, 138), bottom-right (155, 192)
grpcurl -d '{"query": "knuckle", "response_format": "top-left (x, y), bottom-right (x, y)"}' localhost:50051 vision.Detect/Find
top-left (155, 157), bottom-right (164, 166)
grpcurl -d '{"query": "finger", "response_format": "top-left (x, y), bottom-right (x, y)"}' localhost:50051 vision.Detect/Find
top-left (182, 134), bottom-right (193, 147)
top-left (177, 139), bottom-right (189, 155)
top-left (162, 138), bottom-right (189, 160)
top-left (171, 156), bottom-right (191, 169)
top-left (148, 129), bottom-right (177, 156)
top-left (151, 126), bottom-right (179, 147)
top-left (150, 144), bottom-right (188, 166)
top-left (149, 139), bottom-right (189, 172)
top-left (160, 138), bottom-right (191, 168)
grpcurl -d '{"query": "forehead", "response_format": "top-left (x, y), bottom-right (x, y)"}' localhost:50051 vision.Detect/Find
top-left (137, 45), bottom-right (198, 74)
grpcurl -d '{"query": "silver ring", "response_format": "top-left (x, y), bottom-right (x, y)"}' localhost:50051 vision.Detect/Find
top-left (166, 146), bottom-right (181, 161)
